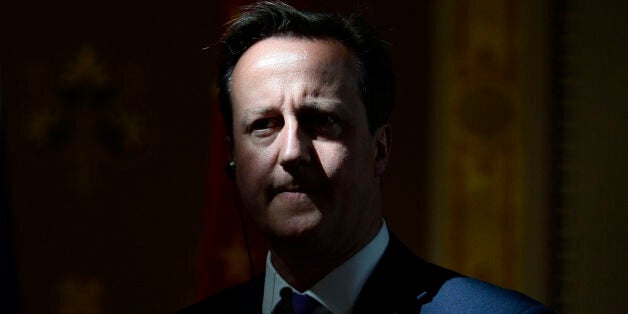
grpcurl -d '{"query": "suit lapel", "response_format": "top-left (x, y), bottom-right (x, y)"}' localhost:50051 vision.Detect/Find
top-left (235, 276), bottom-right (265, 313)
top-left (352, 234), bottom-right (460, 314)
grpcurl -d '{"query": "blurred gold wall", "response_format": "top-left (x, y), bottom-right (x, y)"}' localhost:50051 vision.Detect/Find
top-left (426, 0), bottom-right (552, 303)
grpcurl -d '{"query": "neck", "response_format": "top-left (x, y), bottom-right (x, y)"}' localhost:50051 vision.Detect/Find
top-left (269, 218), bottom-right (382, 291)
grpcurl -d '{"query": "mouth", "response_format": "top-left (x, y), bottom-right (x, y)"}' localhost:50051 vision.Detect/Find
top-left (274, 185), bottom-right (312, 195)
top-left (270, 183), bottom-right (317, 198)
top-left (267, 182), bottom-right (328, 212)
top-left (270, 188), bottom-right (319, 210)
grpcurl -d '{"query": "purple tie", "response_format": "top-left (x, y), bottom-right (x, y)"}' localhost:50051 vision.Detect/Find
top-left (275, 287), bottom-right (325, 314)
top-left (291, 291), bottom-right (319, 314)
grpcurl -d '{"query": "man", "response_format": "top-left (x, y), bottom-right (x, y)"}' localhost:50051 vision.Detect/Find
top-left (178, 1), bottom-right (554, 313)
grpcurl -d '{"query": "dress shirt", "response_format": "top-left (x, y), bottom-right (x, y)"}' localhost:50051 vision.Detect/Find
top-left (262, 221), bottom-right (390, 314)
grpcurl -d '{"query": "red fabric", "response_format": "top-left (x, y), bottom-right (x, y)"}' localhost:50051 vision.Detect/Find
top-left (195, 96), bottom-right (268, 299)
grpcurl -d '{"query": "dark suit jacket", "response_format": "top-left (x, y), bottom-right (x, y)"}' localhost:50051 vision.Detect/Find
top-left (176, 235), bottom-right (553, 313)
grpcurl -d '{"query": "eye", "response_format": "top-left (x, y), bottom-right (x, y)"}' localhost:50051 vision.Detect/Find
top-left (249, 118), bottom-right (282, 137)
top-left (308, 113), bottom-right (342, 138)
top-left (312, 114), bottom-right (337, 128)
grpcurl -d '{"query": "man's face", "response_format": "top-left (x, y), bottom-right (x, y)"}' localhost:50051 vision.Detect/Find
top-left (230, 37), bottom-right (388, 244)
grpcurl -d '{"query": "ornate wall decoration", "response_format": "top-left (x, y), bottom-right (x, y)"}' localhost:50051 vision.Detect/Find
top-left (26, 46), bottom-right (143, 192)
top-left (429, 0), bottom-right (532, 291)
top-left (448, 0), bottom-right (521, 288)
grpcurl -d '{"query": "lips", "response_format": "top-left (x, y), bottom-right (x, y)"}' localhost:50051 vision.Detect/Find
top-left (272, 185), bottom-right (313, 197)
top-left (267, 173), bottom-right (329, 203)
top-left (268, 182), bottom-right (319, 199)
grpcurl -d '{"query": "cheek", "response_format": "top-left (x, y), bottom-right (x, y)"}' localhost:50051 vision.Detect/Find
top-left (234, 144), bottom-right (272, 197)
top-left (316, 144), bottom-right (352, 179)
top-left (320, 140), bottom-right (375, 184)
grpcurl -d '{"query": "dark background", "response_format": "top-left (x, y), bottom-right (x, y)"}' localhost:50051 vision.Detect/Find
top-left (0, 1), bottom-right (432, 313)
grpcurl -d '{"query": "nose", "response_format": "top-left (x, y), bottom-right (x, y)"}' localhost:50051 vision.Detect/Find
top-left (278, 118), bottom-right (312, 168)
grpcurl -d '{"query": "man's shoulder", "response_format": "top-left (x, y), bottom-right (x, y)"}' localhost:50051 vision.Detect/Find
top-left (356, 235), bottom-right (553, 313)
top-left (423, 277), bottom-right (554, 313)
top-left (173, 276), bottom-right (263, 314)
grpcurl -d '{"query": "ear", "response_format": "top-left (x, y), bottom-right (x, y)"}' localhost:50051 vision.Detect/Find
top-left (374, 124), bottom-right (392, 176)
top-left (225, 135), bottom-right (236, 179)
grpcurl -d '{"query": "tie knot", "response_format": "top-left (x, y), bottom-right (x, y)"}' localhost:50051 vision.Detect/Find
top-left (276, 287), bottom-right (325, 314)
top-left (291, 291), bottom-right (319, 314)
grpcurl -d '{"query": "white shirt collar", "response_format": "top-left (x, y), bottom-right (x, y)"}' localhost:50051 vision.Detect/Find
top-left (262, 221), bottom-right (390, 314)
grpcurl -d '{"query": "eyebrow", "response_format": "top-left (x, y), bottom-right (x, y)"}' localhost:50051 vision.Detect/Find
top-left (242, 107), bottom-right (276, 117)
top-left (301, 100), bottom-right (350, 117)
top-left (238, 107), bottom-right (276, 130)
top-left (238, 99), bottom-right (351, 128)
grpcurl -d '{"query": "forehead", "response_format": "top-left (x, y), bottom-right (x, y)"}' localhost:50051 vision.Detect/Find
top-left (231, 36), bottom-right (357, 84)
top-left (230, 37), bottom-right (362, 118)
